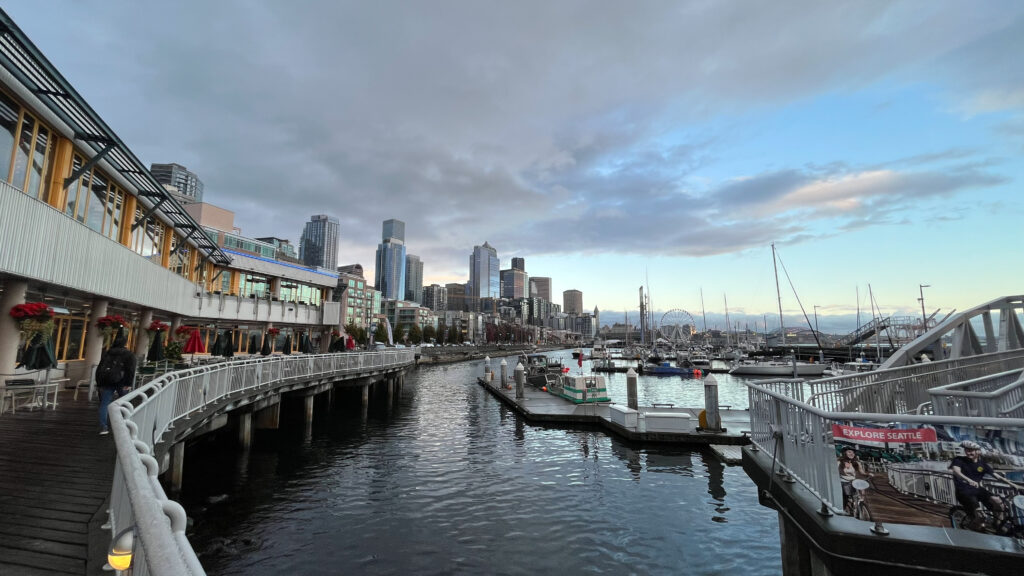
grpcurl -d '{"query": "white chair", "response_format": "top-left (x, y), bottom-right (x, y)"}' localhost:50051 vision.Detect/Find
top-left (74, 364), bottom-right (97, 401)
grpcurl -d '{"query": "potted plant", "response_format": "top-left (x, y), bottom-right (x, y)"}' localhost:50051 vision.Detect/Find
top-left (9, 301), bottom-right (55, 343)
top-left (174, 325), bottom-right (194, 341)
top-left (95, 314), bottom-right (128, 347)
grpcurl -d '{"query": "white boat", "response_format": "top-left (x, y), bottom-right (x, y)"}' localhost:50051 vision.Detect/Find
top-left (688, 349), bottom-right (712, 370)
top-left (822, 359), bottom-right (880, 377)
top-left (590, 341), bottom-right (610, 359)
top-left (729, 357), bottom-right (828, 377)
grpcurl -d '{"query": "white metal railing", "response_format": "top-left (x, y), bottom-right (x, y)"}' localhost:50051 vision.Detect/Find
top-left (107, 350), bottom-right (415, 575)
top-left (805, 349), bottom-right (1024, 413)
top-left (746, 375), bottom-right (1024, 516)
top-left (928, 369), bottom-right (1024, 418)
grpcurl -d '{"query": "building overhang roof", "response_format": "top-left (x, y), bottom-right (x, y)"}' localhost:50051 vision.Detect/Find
top-left (0, 10), bottom-right (231, 266)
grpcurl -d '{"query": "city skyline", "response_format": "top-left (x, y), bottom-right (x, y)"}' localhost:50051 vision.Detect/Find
top-left (10, 2), bottom-right (1023, 321)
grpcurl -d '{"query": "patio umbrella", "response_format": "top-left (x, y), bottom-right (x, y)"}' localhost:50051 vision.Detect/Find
top-left (183, 329), bottom-right (206, 362)
top-left (147, 332), bottom-right (165, 361)
top-left (221, 331), bottom-right (235, 358)
top-left (329, 334), bottom-right (345, 353)
top-left (210, 332), bottom-right (224, 356)
top-left (260, 334), bottom-right (272, 356)
top-left (282, 334), bottom-right (292, 355)
top-left (304, 333), bottom-right (315, 354)
top-left (247, 334), bottom-right (258, 354)
top-left (17, 334), bottom-right (58, 388)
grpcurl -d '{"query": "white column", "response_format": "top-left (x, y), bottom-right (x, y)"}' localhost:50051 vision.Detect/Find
top-left (84, 298), bottom-right (109, 371)
top-left (135, 309), bottom-right (153, 362)
top-left (0, 280), bottom-right (29, 388)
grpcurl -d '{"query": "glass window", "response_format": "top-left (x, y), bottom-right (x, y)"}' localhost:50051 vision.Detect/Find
top-left (27, 124), bottom-right (50, 201)
top-left (65, 155), bottom-right (83, 219)
top-left (87, 170), bottom-right (107, 232)
top-left (107, 186), bottom-right (123, 241)
top-left (0, 91), bottom-right (19, 182)
top-left (11, 111), bottom-right (33, 190)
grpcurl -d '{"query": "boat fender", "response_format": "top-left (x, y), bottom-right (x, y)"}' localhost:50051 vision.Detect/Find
top-left (541, 386), bottom-right (547, 392)
top-left (694, 369), bottom-right (702, 378)
top-left (698, 409), bottom-right (708, 429)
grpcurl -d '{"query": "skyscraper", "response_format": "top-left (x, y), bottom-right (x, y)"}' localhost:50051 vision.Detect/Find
top-left (563, 289), bottom-right (583, 315)
top-left (299, 214), bottom-right (339, 269)
top-left (530, 277), bottom-right (552, 301)
top-left (375, 219), bottom-right (406, 300)
top-left (500, 267), bottom-right (529, 299)
top-left (468, 242), bottom-right (500, 300)
top-left (150, 163), bottom-right (204, 204)
top-left (405, 254), bottom-right (423, 303)
top-left (423, 284), bottom-right (447, 311)
top-left (511, 257), bottom-right (525, 271)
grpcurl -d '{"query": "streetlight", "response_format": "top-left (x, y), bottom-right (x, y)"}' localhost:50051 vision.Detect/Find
top-left (918, 284), bottom-right (930, 332)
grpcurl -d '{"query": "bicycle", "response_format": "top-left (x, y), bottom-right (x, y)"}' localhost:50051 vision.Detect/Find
top-left (949, 485), bottom-right (1024, 546)
top-left (843, 478), bottom-right (873, 521)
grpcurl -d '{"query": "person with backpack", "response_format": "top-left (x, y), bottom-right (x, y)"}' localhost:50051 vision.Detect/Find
top-left (96, 332), bottom-right (136, 435)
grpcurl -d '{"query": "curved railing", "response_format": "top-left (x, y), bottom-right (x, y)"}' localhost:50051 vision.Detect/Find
top-left (107, 351), bottom-right (416, 575)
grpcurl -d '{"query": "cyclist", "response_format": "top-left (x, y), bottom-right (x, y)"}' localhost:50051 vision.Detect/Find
top-left (838, 446), bottom-right (870, 512)
top-left (949, 440), bottom-right (1018, 531)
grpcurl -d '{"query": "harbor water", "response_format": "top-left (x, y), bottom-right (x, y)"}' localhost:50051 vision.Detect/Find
top-left (184, 354), bottom-right (781, 575)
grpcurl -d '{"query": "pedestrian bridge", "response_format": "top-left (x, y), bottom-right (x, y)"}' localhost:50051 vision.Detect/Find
top-left (107, 350), bottom-right (417, 575)
top-left (742, 295), bottom-right (1024, 575)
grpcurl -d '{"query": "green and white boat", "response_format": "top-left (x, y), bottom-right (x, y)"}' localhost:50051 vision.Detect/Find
top-left (546, 374), bottom-right (610, 404)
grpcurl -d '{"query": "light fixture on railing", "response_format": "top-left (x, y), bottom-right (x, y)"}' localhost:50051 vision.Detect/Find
top-left (106, 526), bottom-right (135, 571)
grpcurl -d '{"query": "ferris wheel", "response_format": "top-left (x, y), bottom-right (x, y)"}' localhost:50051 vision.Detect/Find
top-left (658, 309), bottom-right (697, 341)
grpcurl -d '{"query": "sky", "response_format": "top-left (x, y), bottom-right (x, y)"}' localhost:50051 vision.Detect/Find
top-left (7, 1), bottom-right (1024, 333)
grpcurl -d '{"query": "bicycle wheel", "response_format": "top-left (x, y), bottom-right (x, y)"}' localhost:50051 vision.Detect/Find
top-left (949, 506), bottom-right (970, 529)
top-left (856, 501), bottom-right (872, 522)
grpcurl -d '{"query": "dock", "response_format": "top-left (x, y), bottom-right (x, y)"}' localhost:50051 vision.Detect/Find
top-left (0, 389), bottom-right (113, 575)
top-left (475, 375), bottom-right (751, 447)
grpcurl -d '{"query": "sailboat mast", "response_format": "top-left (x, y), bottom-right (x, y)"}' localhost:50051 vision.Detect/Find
top-left (700, 288), bottom-right (707, 334)
top-left (869, 284), bottom-right (881, 362)
top-left (772, 243), bottom-right (786, 347)
top-left (856, 286), bottom-right (861, 330)
top-left (724, 294), bottom-right (731, 347)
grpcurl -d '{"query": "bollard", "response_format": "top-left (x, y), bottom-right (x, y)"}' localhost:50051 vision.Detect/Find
top-left (626, 367), bottom-right (638, 410)
top-left (704, 374), bottom-right (721, 431)
top-left (790, 349), bottom-right (797, 378)
top-left (484, 356), bottom-right (491, 380)
top-left (500, 359), bottom-right (508, 389)
top-left (515, 362), bottom-right (525, 399)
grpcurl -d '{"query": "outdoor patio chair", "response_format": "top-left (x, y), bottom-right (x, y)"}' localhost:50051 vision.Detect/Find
top-left (73, 364), bottom-right (97, 401)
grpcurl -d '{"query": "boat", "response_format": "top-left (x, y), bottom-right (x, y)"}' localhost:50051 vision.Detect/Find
top-left (728, 357), bottom-right (828, 377)
top-left (822, 357), bottom-right (880, 377)
top-left (519, 353), bottom-right (564, 387)
top-left (545, 373), bottom-right (611, 403)
top-left (571, 347), bottom-right (585, 360)
top-left (645, 361), bottom-right (703, 377)
top-left (590, 341), bottom-right (610, 360)
top-left (688, 349), bottom-right (712, 370)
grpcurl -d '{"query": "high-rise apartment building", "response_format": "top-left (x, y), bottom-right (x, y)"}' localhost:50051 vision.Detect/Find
top-left (530, 277), bottom-right (552, 301)
top-left (446, 282), bottom-right (468, 312)
top-left (375, 219), bottom-right (406, 300)
top-left (423, 284), bottom-right (447, 311)
top-left (150, 162), bottom-right (204, 204)
top-left (335, 264), bottom-right (380, 330)
top-left (299, 214), bottom-right (339, 269)
top-left (500, 267), bottom-right (529, 299)
top-left (405, 254), bottom-right (423, 304)
top-left (468, 242), bottom-right (499, 300)
top-left (511, 257), bottom-right (525, 271)
top-left (563, 289), bottom-right (583, 315)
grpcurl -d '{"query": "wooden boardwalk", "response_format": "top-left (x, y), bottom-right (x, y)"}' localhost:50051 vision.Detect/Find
top-left (0, 389), bottom-right (114, 575)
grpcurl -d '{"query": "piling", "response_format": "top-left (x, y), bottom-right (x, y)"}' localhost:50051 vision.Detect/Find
top-left (484, 356), bottom-right (491, 381)
top-left (704, 374), bottom-right (722, 431)
top-left (238, 411), bottom-right (252, 450)
top-left (500, 358), bottom-right (508, 389)
top-left (626, 367), bottom-right (638, 410)
top-left (515, 362), bottom-right (525, 399)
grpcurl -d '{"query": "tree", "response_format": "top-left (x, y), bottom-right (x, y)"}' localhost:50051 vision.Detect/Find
top-left (437, 322), bottom-right (446, 344)
top-left (374, 323), bottom-right (388, 344)
top-left (448, 324), bottom-right (461, 343)
top-left (409, 323), bottom-right (422, 344)
top-left (422, 324), bottom-right (436, 343)
top-left (344, 321), bottom-right (359, 340)
top-left (355, 326), bottom-right (367, 345)
top-left (394, 325), bottom-right (407, 344)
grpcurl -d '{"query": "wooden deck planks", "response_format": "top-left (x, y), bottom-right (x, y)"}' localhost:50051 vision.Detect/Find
top-left (0, 390), bottom-right (115, 575)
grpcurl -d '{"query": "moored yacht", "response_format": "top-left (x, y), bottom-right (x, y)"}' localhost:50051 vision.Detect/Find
top-left (728, 356), bottom-right (828, 377)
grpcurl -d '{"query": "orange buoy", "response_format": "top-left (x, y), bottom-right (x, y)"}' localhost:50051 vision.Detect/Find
top-left (542, 386), bottom-right (547, 392)
top-left (694, 369), bottom-right (702, 378)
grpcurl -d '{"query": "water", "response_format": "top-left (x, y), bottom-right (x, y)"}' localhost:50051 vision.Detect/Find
top-left (184, 354), bottom-right (781, 575)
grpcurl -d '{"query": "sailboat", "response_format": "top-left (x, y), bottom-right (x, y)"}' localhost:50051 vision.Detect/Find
top-left (728, 244), bottom-right (827, 378)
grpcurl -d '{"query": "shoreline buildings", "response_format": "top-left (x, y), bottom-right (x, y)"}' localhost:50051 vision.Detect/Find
top-left (374, 219), bottom-right (406, 301)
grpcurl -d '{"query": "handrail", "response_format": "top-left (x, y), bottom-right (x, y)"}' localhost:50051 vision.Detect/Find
top-left (107, 350), bottom-right (415, 575)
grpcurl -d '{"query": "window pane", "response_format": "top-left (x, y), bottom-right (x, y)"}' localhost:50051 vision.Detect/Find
top-left (0, 91), bottom-right (19, 182)
top-left (108, 188), bottom-right (122, 241)
top-left (87, 170), bottom-right (107, 232)
top-left (28, 124), bottom-right (50, 200)
top-left (11, 112), bottom-right (33, 190)
top-left (65, 155), bottom-right (82, 218)
top-left (64, 319), bottom-right (85, 361)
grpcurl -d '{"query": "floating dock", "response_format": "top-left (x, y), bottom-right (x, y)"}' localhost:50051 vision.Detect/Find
top-left (476, 375), bottom-right (750, 447)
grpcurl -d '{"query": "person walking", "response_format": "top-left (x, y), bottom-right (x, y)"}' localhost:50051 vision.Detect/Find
top-left (96, 332), bottom-right (136, 435)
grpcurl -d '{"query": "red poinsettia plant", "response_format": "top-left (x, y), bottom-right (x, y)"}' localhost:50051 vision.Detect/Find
top-left (96, 314), bottom-right (128, 330)
top-left (147, 320), bottom-right (169, 333)
top-left (10, 302), bottom-right (55, 342)
top-left (330, 329), bottom-right (341, 338)
top-left (174, 325), bottom-right (196, 340)
top-left (267, 327), bottom-right (281, 336)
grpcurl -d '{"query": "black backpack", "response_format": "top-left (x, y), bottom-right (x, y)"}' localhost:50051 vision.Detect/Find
top-left (96, 351), bottom-right (127, 387)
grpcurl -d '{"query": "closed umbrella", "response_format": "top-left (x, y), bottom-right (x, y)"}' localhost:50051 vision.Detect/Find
top-left (183, 329), bottom-right (206, 362)
top-left (282, 334), bottom-right (292, 355)
top-left (329, 334), bottom-right (345, 353)
top-left (221, 331), bottom-right (235, 358)
top-left (247, 334), bottom-right (258, 354)
top-left (17, 333), bottom-right (57, 389)
top-left (210, 332), bottom-right (223, 357)
top-left (260, 334), bottom-right (271, 356)
top-left (147, 332), bottom-right (165, 362)
top-left (302, 333), bottom-right (314, 354)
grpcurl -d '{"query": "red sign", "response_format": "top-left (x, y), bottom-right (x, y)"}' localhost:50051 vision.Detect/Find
top-left (831, 424), bottom-right (937, 444)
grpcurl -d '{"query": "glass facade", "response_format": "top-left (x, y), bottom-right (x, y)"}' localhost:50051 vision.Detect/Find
top-left (1, 89), bottom-right (54, 201)
top-left (469, 242), bottom-right (499, 299)
top-left (375, 240), bottom-right (406, 300)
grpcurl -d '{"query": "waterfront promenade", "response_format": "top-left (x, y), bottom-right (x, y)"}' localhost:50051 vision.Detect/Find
top-left (0, 390), bottom-right (111, 576)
